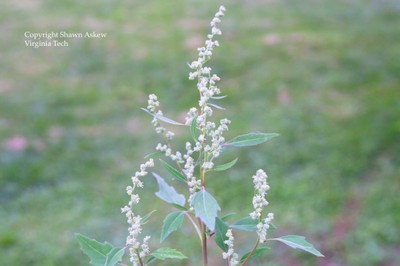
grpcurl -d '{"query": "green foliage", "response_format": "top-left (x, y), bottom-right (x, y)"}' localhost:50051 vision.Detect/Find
top-left (141, 108), bottom-right (185, 126)
top-left (221, 213), bottom-right (236, 222)
top-left (159, 159), bottom-right (186, 183)
top-left (213, 158), bottom-right (238, 171)
top-left (150, 247), bottom-right (187, 260)
top-left (214, 217), bottom-right (229, 251)
top-left (191, 189), bottom-right (221, 231)
top-left (240, 247), bottom-right (269, 264)
top-left (153, 173), bottom-right (185, 207)
top-left (230, 216), bottom-right (258, 232)
top-left (224, 133), bottom-right (279, 147)
top-left (160, 212), bottom-right (185, 243)
top-left (272, 235), bottom-right (324, 257)
top-left (141, 210), bottom-right (157, 225)
top-left (75, 234), bottom-right (125, 266)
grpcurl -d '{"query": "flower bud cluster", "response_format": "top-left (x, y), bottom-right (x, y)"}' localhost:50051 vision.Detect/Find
top-left (156, 143), bottom-right (183, 163)
top-left (222, 229), bottom-right (239, 266)
top-left (147, 94), bottom-right (175, 138)
top-left (257, 213), bottom-right (274, 243)
top-left (187, 6), bottom-right (225, 121)
top-left (249, 169), bottom-right (274, 243)
top-left (185, 107), bottom-right (197, 125)
top-left (184, 155), bottom-right (201, 207)
top-left (204, 118), bottom-right (230, 158)
top-left (121, 158), bottom-right (154, 265)
top-left (249, 169), bottom-right (270, 219)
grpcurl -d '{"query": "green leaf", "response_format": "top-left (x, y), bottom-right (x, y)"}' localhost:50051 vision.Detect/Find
top-left (214, 217), bottom-right (229, 251)
top-left (104, 247), bottom-right (126, 266)
top-left (240, 247), bottom-right (269, 263)
top-left (144, 151), bottom-right (164, 159)
top-left (271, 235), bottom-right (324, 257)
top-left (161, 212), bottom-right (185, 242)
top-left (171, 203), bottom-right (188, 211)
top-left (221, 213), bottom-right (236, 222)
top-left (224, 133), bottom-right (279, 147)
top-left (159, 159), bottom-right (186, 183)
top-left (190, 117), bottom-right (200, 141)
top-left (213, 158), bottom-right (238, 171)
top-left (230, 216), bottom-right (258, 231)
top-left (141, 210), bottom-right (156, 225)
top-left (208, 103), bottom-right (225, 110)
top-left (210, 95), bottom-right (227, 100)
top-left (75, 234), bottom-right (125, 266)
top-left (152, 172), bottom-right (185, 206)
top-left (146, 256), bottom-right (158, 265)
top-left (151, 247), bottom-right (187, 260)
top-left (141, 108), bottom-right (184, 126)
top-left (191, 189), bottom-right (221, 231)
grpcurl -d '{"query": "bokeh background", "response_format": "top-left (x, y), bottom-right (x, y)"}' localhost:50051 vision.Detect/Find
top-left (1, 0), bottom-right (399, 265)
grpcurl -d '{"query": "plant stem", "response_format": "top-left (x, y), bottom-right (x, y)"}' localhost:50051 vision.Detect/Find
top-left (241, 238), bottom-right (260, 266)
top-left (185, 212), bottom-right (202, 242)
top-left (136, 249), bottom-right (144, 266)
top-left (201, 221), bottom-right (208, 266)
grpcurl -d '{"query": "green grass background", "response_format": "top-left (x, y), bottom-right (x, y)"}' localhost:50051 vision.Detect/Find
top-left (1, 0), bottom-right (399, 265)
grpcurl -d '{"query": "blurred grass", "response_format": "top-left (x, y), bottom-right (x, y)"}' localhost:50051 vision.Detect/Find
top-left (1, 0), bottom-right (400, 265)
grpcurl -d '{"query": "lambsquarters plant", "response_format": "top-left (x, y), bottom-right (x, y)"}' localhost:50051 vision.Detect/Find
top-left (76, 6), bottom-right (324, 266)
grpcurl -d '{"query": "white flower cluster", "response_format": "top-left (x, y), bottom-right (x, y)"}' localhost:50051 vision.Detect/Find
top-left (188, 5), bottom-right (225, 113)
top-left (249, 169), bottom-right (274, 243)
top-left (184, 152), bottom-right (201, 207)
top-left (155, 143), bottom-right (183, 163)
top-left (121, 158), bottom-right (154, 265)
top-left (204, 118), bottom-right (230, 158)
top-left (222, 229), bottom-right (239, 266)
top-left (147, 94), bottom-right (175, 138)
top-left (257, 213), bottom-right (274, 243)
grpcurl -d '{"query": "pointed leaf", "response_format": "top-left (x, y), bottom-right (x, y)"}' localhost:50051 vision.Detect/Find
top-left (213, 158), bottom-right (238, 171)
top-left (141, 210), bottom-right (156, 225)
top-left (144, 151), bottom-right (164, 159)
top-left (214, 217), bottom-right (229, 251)
top-left (105, 247), bottom-right (125, 266)
top-left (191, 189), bottom-right (221, 230)
top-left (271, 235), bottom-right (324, 257)
top-left (240, 247), bottom-right (269, 263)
top-left (230, 216), bottom-right (258, 231)
top-left (151, 247), bottom-right (187, 260)
top-left (171, 203), bottom-right (188, 211)
top-left (75, 233), bottom-right (113, 265)
top-left (224, 133), bottom-right (279, 147)
top-left (159, 159), bottom-right (186, 183)
top-left (153, 173), bottom-right (185, 206)
top-left (210, 95), bottom-right (227, 100)
top-left (141, 108), bottom-right (184, 125)
top-left (146, 256), bottom-right (158, 265)
top-left (221, 213), bottom-right (236, 222)
top-left (208, 103), bottom-right (226, 110)
top-left (161, 212), bottom-right (185, 242)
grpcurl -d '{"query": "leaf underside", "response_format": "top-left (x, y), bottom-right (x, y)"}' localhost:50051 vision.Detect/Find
top-left (272, 235), bottom-right (324, 257)
top-left (224, 133), bottom-right (279, 147)
top-left (191, 189), bottom-right (221, 231)
top-left (153, 172), bottom-right (185, 206)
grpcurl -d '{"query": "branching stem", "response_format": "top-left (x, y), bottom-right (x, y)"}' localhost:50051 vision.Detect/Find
top-left (241, 238), bottom-right (260, 266)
